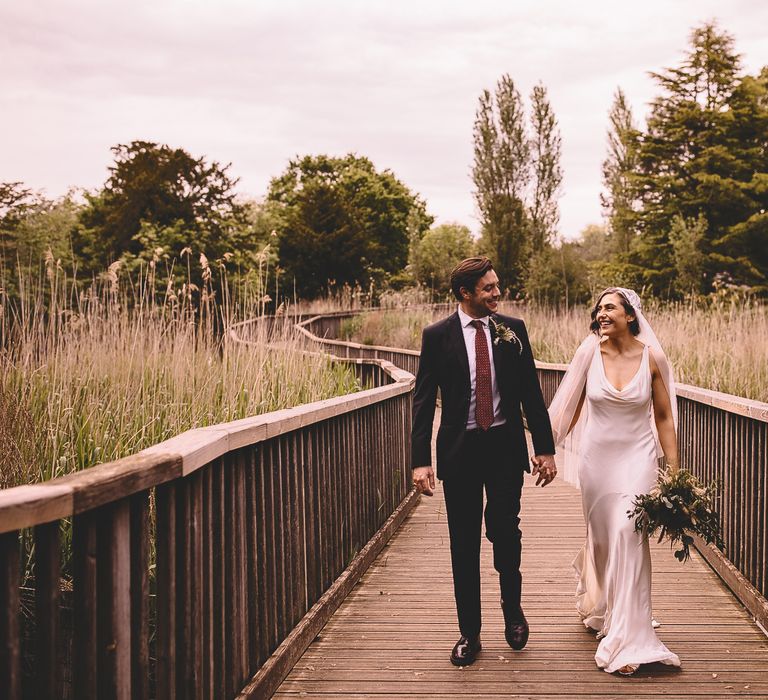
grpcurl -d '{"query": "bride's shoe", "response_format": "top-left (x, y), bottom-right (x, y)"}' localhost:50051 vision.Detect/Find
top-left (617, 664), bottom-right (639, 676)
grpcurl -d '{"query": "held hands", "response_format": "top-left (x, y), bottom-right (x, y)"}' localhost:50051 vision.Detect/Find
top-left (531, 454), bottom-right (557, 487)
top-left (412, 466), bottom-right (436, 496)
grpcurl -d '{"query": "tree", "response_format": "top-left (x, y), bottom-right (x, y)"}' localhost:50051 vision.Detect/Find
top-left (601, 89), bottom-right (640, 254)
top-left (0, 185), bottom-right (82, 303)
top-left (409, 223), bottom-right (475, 297)
top-left (267, 154), bottom-right (432, 298)
top-left (0, 182), bottom-right (34, 266)
top-left (11, 192), bottom-right (80, 266)
top-left (629, 22), bottom-right (768, 293)
top-left (669, 214), bottom-right (707, 295)
top-left (76, 141), bottom-right (249, 273)
top-left (472, 75), bottom-right (531, 295)
top-left (529, 83), bottom-right (563, 252)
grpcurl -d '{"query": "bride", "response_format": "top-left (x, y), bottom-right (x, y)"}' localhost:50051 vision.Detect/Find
top-left (548, 287), bottom-right (682, 675)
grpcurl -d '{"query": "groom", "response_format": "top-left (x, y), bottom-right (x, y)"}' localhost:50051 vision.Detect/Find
top-left (411, 256), bottom-right (557, 666)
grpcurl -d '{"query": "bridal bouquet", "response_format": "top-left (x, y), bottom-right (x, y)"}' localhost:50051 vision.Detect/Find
top-left (628, 468), bottom-right (721, 562)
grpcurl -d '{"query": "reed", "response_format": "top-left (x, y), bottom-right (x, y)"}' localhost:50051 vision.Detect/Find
top-left (343, 298), bottom-right (768, 401)
top-left (0, 254), bottom-right (360, 491)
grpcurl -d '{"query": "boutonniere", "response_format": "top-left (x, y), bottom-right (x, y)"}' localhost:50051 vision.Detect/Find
top-left (490, 318), bottom-right (523, 354)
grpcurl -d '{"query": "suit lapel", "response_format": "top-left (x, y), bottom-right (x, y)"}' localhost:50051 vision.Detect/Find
top-left (490, 315), bottom-right (505, 382)
top-left (448, 312), bottom-right (471, 384)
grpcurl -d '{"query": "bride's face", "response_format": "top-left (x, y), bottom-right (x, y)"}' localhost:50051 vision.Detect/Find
top-left (594, 293), bottom-right (635, 337)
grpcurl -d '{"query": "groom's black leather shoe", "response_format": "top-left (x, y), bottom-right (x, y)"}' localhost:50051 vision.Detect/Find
top-left (502, 600), bottom-right (529, 650)
top-left (450, 635), bottom-right (482, 666)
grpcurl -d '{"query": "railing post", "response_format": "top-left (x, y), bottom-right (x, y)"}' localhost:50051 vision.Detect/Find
top-left (34, 520), bottom-right (61, 700)
top-left (0, 531), bottom-right (21, 700)
top-left (129, 491), bottom-right (150, 700)
top-left (155, 483), bottom-right (177, 700)
top-left (73, 510), bottom-right (99, 699)
top-left (97, 500), bottom-right (132, 700)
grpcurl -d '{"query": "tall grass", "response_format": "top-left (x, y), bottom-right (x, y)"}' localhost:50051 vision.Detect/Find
top-left (343, 298), bottom-right (768, 402)
top-left (293, 284), bottom-right (435, 316)
top-left (340, 308), bottom-right (437, 348)
top-left (0, 255), bottom-right (361, 491)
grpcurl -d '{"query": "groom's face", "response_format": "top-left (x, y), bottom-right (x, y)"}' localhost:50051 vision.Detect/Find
top-left (462, 270), bottom-right (501, 318)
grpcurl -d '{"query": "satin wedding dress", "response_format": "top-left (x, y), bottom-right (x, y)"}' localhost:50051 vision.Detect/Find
top-left (573, 343), bottom-right (681, 673)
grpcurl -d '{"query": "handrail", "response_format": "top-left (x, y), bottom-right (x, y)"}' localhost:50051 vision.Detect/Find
top-left (0, 319), bottom-right (417, 700)
top-left (0, 358), bottom-right (412, 535)
top-left (2, 305), bottom-right (766, 700)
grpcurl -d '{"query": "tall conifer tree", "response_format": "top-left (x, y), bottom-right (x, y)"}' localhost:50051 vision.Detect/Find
top-left (601, 89), bottom-right (639, 254)
top-left (630, 22), bottom-right (768, 293)
top-left (472, 75), bottom-right (531, 295)
top-left (529, 83), bottom-right (563, 253)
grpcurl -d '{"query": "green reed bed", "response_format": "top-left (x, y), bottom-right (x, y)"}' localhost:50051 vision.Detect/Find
top-left (344, 298), bottom-right (767, 402)
top-left (0, 264), bottom-right (361, 491)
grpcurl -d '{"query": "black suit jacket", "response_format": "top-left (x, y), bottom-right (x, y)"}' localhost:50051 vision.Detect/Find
top-left (411, 311), bottom-right (555, 480)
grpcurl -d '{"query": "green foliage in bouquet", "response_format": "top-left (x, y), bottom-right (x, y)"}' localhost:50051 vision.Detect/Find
top-left (628, 468), bottom-right (722, 562)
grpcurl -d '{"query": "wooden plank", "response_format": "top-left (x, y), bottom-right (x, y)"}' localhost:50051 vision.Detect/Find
top-left (244, 448), bottom-right (260, 672)
top-left (273, 696), bottom-right (768, 700)
top-left (266, 421), bottom-right (768, 700)
top-left (286, 434), bottom-right (303, 631)
top-left (176, 476), bottom-right (202, 699)
top-left (34, 521), bottom-right (61, 700)
top-left (96, 500), bottom-right (132, 700)
top-left (302, 427), bottom-right (319, 610)
top-left (129, 491), bottom-right (150, 700)
top-left (272, 438), bottom-right (288, 647)
top-left (202, 466), bottom-right (215, 699)
top-left (73, 511), bottom-right (99, 699)
top-left (257, 441), bottom-right (275, 667)
top-left (190, 472), bottom-right (204, 699)
top-left (235, 453), bottom-right (249, 688)
top-left (212, 459), bottom-right (227, 699)
top-left (224, 455), bottom-right (237, 698)
top-left (236, 488), bottom-right (420, 699)
top-left (0, 484), bottom-right (73, 535)
top-left (692, 535), bottom-right (768, 633)
top-left (155, 482), bottom-right (177, 700)
top-left (0, 531), bottom-right (21, 700)
top-left (59, 453), bottom-right (182, 515)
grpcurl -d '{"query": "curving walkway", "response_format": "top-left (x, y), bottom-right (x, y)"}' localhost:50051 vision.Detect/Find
top-left (274, 418), bottom-right (768, 699)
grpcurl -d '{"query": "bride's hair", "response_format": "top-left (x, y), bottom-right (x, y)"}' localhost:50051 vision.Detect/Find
top-left (589, 287), bottom-right (640, 336)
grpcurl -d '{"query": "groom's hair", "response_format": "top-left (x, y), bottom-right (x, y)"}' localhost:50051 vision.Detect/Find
top-left (450, 256), bottom-right (495, 300)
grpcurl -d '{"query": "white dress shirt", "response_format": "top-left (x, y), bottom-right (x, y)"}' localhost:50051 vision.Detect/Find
top-left (457, 306), bottom-right (506, 430)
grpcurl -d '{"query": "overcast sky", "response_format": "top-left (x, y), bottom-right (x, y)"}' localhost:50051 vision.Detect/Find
top-left (1, 0), bottom-right (766, 240)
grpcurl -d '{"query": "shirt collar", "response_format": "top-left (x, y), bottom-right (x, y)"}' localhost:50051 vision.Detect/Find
top-left (458, 306), bottom-right (490, 328)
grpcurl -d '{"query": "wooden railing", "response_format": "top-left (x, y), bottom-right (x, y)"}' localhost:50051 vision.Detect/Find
top-left (2, 306), bottom-right (766, 700)
top-left (0, 330), bottom-right (416, 699)
top-left (537, 365), bottom-right (768, 630)
top-left (295, 314), bottom-right (422, 377)
top-left (301, 310), bottom-right (768, 631)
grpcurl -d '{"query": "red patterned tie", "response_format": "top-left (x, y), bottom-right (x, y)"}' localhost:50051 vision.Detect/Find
top-left (472, 320), bottom-right (494, 431)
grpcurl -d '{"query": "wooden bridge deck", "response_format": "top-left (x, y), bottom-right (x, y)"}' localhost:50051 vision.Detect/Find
top-left (275, 459), bottom-right (768, 697)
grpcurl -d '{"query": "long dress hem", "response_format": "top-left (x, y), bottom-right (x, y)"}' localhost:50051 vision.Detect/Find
top-left (575, 344), bottom-right (681, 674)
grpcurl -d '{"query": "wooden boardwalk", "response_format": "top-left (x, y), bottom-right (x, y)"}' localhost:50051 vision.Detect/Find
top-left (275, 445), bottom-right (768, 698)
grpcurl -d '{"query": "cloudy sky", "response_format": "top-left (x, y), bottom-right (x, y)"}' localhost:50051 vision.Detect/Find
top-left (1, 0), bottom-right (766, 239)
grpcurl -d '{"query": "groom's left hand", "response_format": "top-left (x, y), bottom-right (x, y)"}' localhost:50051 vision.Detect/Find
top-left (531, 454), bottom-right (557, 487)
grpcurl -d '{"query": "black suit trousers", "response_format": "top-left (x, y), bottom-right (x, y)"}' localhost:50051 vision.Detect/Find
top-left (442, 425), bottom-right (524, 639)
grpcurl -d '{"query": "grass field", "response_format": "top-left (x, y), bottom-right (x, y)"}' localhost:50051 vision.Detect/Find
top-left (342, 298), bottom-right (768, 402)
top-left (0, 264), bottom-right (361, 491)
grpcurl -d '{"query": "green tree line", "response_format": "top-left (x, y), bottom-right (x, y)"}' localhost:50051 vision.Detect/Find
top-left (472, 21), bottom-right (766, 304)
top-left (598, 21), bottom-right (767, 298)
top-left (1, 21), bottom-right (764, 307)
